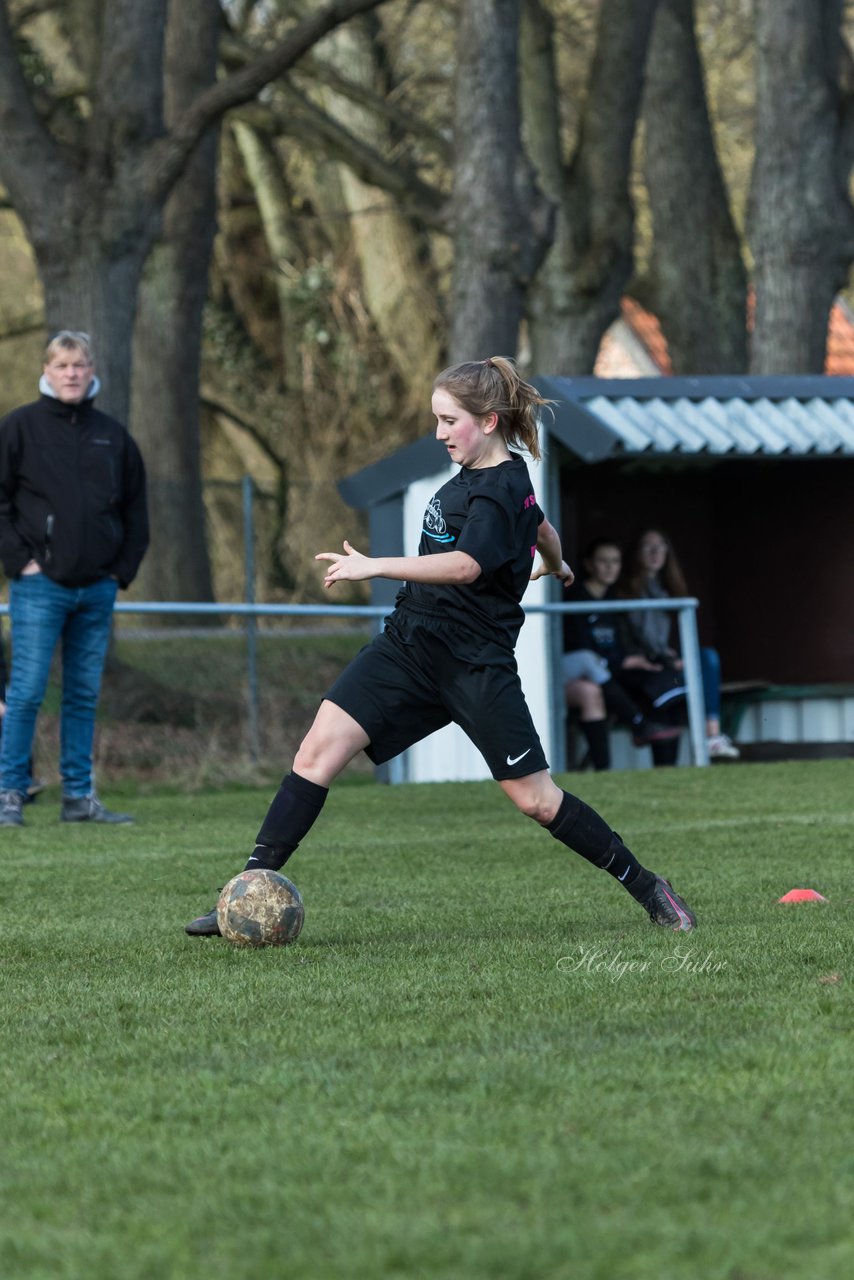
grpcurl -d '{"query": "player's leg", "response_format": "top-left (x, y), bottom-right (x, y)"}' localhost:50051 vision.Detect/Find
top-left (452, 653), bottom-right (695, 932)
top-left (185, 701), bottom-right (367, 937)
top-left (186, 625), bottom-right (446, 937)
top-left (498, 771), bottom-right (696, 931)
top-left (248, 700), bottom-right (369, 871)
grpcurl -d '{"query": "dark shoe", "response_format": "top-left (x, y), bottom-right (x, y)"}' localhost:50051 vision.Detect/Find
top-left (185, 905), bottom-right (221, 937)
top-left (633, 721), bottom-right (681, 747)
top-left (61, 794), bottom-right (133, 824)
top-left (643, 876), bottom-right (697, 932)
top-left (0, 790), bottom-right (25, 827)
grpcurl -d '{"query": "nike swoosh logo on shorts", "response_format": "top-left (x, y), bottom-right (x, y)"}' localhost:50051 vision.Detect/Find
top-left (506, 748), bottom-right (532, 766)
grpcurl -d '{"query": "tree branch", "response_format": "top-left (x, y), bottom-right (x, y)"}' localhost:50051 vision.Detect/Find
top-left (141, 0), bottom-right (399, 203)
top-left (220, 31), bottom-right (451, 163)
top-left (0, 0), bottom-right (72, 217)
top-left (235, 82), bottom-right (447, 230)
top-left (9, 0), bottom-right (57, 25)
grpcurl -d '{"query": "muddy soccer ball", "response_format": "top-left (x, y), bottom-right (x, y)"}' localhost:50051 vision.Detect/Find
top-left (217, 869), bottom-right (304, 948)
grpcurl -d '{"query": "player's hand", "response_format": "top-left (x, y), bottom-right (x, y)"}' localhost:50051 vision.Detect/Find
top-left (531, 558), bottom-right (574, 586)
top-left (316, 540), bottom-right (374, 588)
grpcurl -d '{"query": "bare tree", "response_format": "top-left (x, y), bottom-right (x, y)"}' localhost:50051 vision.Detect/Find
top-left (451, 0), bottom-right (553, 361)
top-left (642, 0), bottom-right (747, 373)
top-left (522, 0), bottom-right (660, 374)
top-left (320, 15), bottom-right (443, 404)
top-left (749, 0), bottom-right (854, 372)
top-left (130, 0), bottom-right (219, 602)
top-left (0, 0), bottom-right (396, 596)
top-left (0, 0), bottom-right (399, 599)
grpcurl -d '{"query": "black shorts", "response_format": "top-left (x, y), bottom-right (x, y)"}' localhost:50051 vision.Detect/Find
top-left (325, 615), bottom-right (548, 780)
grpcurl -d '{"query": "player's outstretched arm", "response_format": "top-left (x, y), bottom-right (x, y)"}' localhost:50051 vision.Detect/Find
top-left (531, 518), bottom-right (574, 585)
top-left (317, 540), bottom-right (480, 589)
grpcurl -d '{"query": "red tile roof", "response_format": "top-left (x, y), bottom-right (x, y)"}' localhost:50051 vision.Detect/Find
top-left (619, 297), bottom-right (673, 374)
top-left (825, 297), bottom-right (854, 375)
top-left (598, 295), bottom-right (854, 377)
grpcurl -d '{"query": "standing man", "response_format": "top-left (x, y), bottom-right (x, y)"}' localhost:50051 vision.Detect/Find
top-left (0, 331), bottom-right (149, 826)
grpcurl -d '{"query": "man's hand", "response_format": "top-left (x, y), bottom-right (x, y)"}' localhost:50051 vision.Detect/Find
top-left (21, 560), bottom-right (41, 576)
top-left (316, 540), bottom-right (375, 588)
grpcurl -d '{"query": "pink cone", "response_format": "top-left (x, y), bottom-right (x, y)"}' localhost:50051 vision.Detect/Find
top-left (777, 888), bottom-right (828, 904)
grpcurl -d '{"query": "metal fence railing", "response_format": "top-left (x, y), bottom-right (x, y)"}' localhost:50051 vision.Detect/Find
top-left (0, 595), bottom-right (707, 772)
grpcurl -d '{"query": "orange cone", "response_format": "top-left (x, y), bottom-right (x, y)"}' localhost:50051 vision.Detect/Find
top-left (777, 888), bottom-right (828, 904)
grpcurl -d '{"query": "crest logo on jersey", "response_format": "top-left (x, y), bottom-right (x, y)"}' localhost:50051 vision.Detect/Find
top-left (423, 494), bottom-right (455, 543)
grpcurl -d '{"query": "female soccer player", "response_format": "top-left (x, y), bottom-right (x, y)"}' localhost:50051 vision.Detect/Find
top-left (186, 359), bottom-right (695, 936)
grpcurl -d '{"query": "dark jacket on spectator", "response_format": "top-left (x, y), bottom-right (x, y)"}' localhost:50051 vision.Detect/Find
top-left (0, 386), bottom-right (148, 589)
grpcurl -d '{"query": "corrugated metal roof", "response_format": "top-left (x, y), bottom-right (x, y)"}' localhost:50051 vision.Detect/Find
top-left (580, 395), bottom-right (854, 457)
top-left (340, 377), bottom-right (854, 509)
top-left (535, 376), bottom-right (854, 462)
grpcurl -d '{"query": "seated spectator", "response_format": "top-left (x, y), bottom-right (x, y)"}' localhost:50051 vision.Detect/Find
top-left (621, 528), bottom-right (740, 761)
top-left (563, 539), bottom-right (681, 770)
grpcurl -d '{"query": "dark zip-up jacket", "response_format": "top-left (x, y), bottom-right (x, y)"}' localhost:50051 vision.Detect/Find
top-left (0, 391), bottom-right (149, 588)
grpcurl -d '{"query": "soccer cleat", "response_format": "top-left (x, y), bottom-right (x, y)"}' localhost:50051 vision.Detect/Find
top-left (185, 905), bottom-right (222, 937)
top-left (643, 875), bottom-right (697, 931)
top-left (61, 794), bottom-right (133, 824)
top-left (0, 789), bottom-right (25, 827)
top-left (707, 732), bottom-right (740, 760)
top-left (632, 720), bottom-right (681, 747)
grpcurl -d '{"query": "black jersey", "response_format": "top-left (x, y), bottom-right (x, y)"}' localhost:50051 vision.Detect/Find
top-left (563, 581), bottom-right (624, 667)
top-left (395, 455), bottom-right (543, 650)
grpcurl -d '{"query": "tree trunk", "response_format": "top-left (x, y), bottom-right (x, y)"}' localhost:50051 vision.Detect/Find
top-left (322, 18), bottom-right (442, 406)
top-left (523, 0), bottom-right (659, 374)
top-left (38, 242), bottom-right (151, 422)
top-left (450, 0), bottom-right (553, 362)
top-left (8, 0), bottom-right (171, 422)
top-left (130, 0), bottom-right (219, 603)
top-left (749, 0), bottom-right (854, 373)
top-left (642, 0), bottom-right (747, 374)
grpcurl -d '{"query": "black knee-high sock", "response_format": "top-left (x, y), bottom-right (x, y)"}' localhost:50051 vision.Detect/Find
top-left (546, 790), bottom-right (655, 901)
top-left (580, 719), bottom-right (611, 771)
top-left (245, 771), bottom-right (329, 871)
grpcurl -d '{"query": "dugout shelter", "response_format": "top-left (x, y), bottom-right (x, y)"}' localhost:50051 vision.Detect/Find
top-left (340, 375), bottom-right (854, 779)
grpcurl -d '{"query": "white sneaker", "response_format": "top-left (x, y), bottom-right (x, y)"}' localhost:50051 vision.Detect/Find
top-left (707, 733), bottom-right (740, 760)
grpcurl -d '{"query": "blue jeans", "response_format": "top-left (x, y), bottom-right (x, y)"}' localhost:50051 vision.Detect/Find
top-left (700, 646), bottom-right (721, 721)
top-left (0, 573), bottom-right (118, 797)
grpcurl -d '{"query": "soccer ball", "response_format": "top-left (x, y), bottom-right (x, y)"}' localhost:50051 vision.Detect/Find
top-left (217, 869), bottom-right (304, 948)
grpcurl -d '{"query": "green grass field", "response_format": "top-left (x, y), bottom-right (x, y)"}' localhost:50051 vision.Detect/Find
top-left (1, 760), bottom-right (852, 1280)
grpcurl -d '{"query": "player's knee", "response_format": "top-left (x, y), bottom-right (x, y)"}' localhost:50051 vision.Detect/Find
top-left (293, 731), bottom-right (347, 785)
top-left (520, 798), bottom-right (550, 823)
top-left (293, 742), bottom-right (320, 777)
top-left (508, 788), bottom-right (558, 825)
